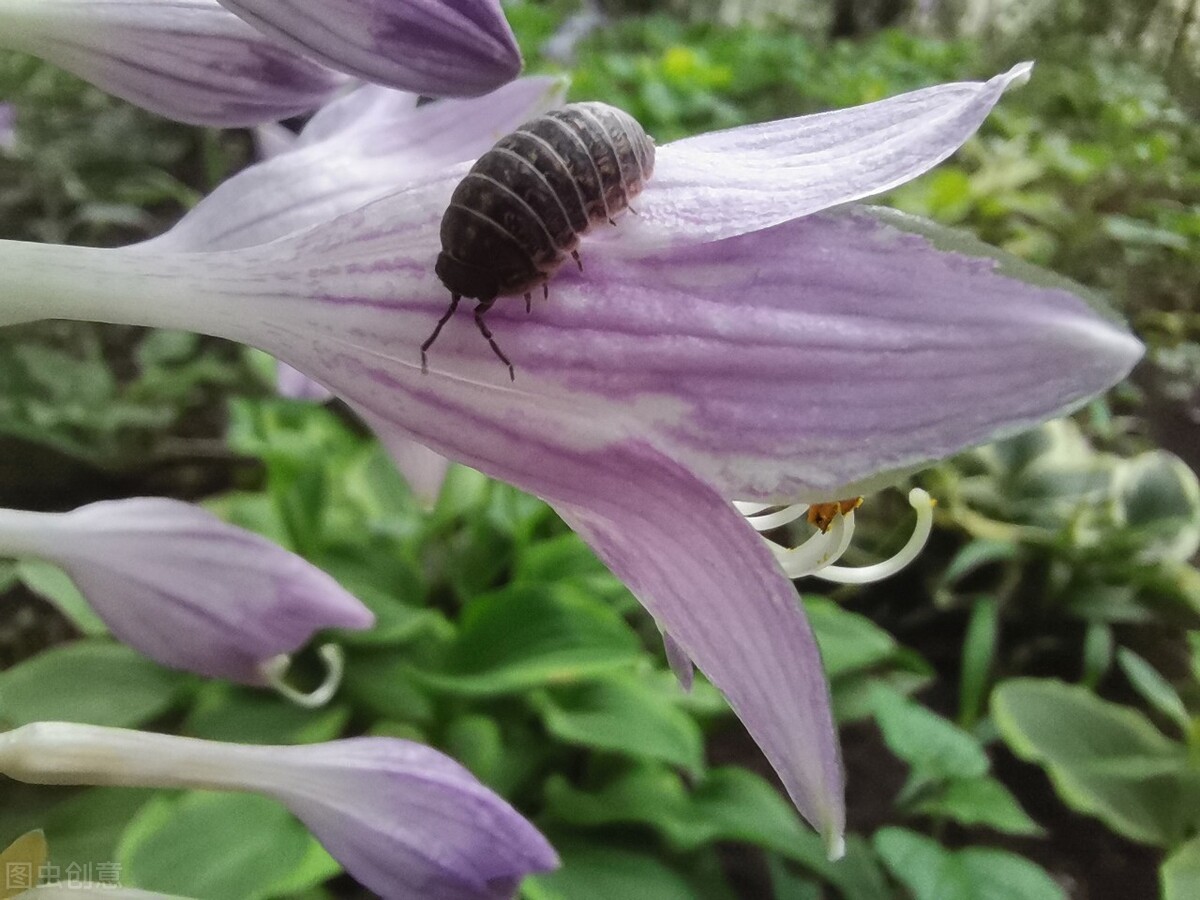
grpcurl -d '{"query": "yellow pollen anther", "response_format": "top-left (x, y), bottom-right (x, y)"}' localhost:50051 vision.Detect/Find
top-left (806, 497), bottom-right (864, 533)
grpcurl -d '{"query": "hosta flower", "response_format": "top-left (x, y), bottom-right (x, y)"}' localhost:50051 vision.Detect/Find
top-left (0, 0), bottom-right (346, 126)
top-left (0, 722), bottom-right (558, 899)
top-left (215, 0), bottom-right (523, 96)
top-left (0, 499), bottom-right (374, 692)
top-left (0, 66), bottom-right (1144, 853)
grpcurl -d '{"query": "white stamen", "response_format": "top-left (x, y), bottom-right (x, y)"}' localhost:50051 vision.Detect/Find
top-left (260, 643), bottom-right (345, 708)
top-left (744, 502), bottom-right (810, 532)
top-left (768, 510), bottom-right (856, 578)
top-left (814, 488), bottom-right (933, 584)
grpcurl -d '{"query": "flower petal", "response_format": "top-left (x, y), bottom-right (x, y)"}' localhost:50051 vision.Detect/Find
top-left (0, 0), bottom-right (345, 126)
top-left (598, 63), bottom-right (1032, 252)
top-left (215, 0), bottom-right (523, 97)
top-left (130, 170), bottom-right (1139, 504)
top-left (551, 447), bottom-right (845, 850)
top-left (0, 722), bottom-right (558, 900)
top-left (278, 359), bottom-right (335, 401)
top-left (140, 76), bottom-right (564, 253)
top-left (0, 500), bottom-right (374, 683)
top-left (19, 888), bottom-right (188, 900)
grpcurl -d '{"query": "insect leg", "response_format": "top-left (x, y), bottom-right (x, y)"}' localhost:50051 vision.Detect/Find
top-left (473, 298), bottom-right (515, 381)
top-left (524, 292), bottom-right (532, 314)
top-left (543, 283), bottom-right (549, 300)
top-left (420, 293), bottom-right (461, 374)
top-left (572, 250), bottom-right (583, 271)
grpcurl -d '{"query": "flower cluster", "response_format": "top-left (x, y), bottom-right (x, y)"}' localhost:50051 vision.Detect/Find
top-left (0, 0), bottom-right (1142, 895)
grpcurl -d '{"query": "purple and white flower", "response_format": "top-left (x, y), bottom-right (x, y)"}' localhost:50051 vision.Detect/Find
top-left (214, 0), bottom-right (523, 96)
top-left (0, 67), bottom-right (1144, 853)
top-left (0, 499), bottom-right (374, 690)
top-left (0, 722), bottom-right (558, 899)
top-left (0, 0), bottom-right (347, 126)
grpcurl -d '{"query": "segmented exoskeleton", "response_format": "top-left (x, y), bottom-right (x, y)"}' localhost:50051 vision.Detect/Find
top-left (423, 102), bottom-right (656, 378)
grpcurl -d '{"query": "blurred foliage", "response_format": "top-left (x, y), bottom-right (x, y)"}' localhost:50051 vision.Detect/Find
top-left (1, 1), bottom-right (1200, 898)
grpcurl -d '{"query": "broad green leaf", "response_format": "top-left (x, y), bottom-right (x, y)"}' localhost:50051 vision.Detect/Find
top-left (183, 685), bottom-right (350, 745)
top-left (870, 685), bottom-right (988, 780)
top-left (118, 793), bottom-right (319, 900)
top-left (523, 843), bottom-right (703, 900)
top-left (874, 827), bottom-right (1063, 900)
top-left (539, 675), bottom-right (704, 773)
top-left (0, 830), bottom-right (46, 899)
top-left (44, 787), bottom-right (153, 874)
top-left (766, 855), bottom-right (823, 900)
top-left (416, 586), bottom-right (642, 695)
top-left (1162, 833), bottom-right (1200, 900)
top-left (1116, 648), bottom-right (1190, 732)
top-left (911, 776), bottom-right (1044, 836)
top-left (0, 641), bottom-right (188, 728)
top-left (340, 649), bottom-right (436, 724)
top-left (993, 678), bottom-right (1200, 846)
top-left (803, 596), bottom-right (897, 679)
top-left (15, 561), bottom-right (106, 636)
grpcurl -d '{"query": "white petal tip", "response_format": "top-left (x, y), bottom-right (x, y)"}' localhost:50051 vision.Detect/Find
top-left (1005, 61), bottom-right (1035, 87)
top-left (824, 830), bottom-right (846, 862)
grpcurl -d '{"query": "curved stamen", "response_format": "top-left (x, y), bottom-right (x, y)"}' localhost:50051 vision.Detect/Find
top-left (260, 643), bottom-right (345, 708)
top-left (767, 509), bottom-right (856, 578)
top-left (744, 502), bottom-right (810, 532)
top-left (814, 488), bottom-right (934, 585)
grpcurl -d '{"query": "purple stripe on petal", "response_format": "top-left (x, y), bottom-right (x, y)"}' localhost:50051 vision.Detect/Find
top-left (0, 0), bottom-right (346, 126)
top-left (215, 0), bottom-right (522, 97)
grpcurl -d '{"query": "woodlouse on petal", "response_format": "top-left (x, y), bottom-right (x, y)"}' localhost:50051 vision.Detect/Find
top-left (423, 101), bottom-right (656, 379)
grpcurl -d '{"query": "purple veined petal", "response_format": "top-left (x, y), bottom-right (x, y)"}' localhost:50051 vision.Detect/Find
top-left (294, 82), bottom-right (418, 147)
top-left (551, 445), bottom-right (844, 852)
top-left (278, 359), bottom-right (335, 401)
top-left (0, 0), bottom-right (346, 127)
top-left (215, 0), bottom-right (523, 97)
top-left (139, 76), bottom-right (564, 254)
top-left (0, 723), bottom-right (559, 900)
top-left (0, 499), bottom-right (374, 684)
top-left (359, 411), bottom-right (452, 509)
top-left (596, 63), bottom-right (1032, 253)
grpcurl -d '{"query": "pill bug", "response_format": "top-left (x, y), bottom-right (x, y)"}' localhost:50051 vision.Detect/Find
top-left (422, 101), bottom-right (656, 379)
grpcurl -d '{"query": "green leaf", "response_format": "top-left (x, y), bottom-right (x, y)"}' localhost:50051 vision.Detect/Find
top-left (1162, 833), bottom-right (1200, 900)
top-left (870, 685), bottom-right (989, 780)
top-left (416, 586), bottom-right (642, 696)
top-left (118, 792), bottom-right (325, 900)
top-left (874, 827), bottom-right (1064, 900)
top-left (15, 560), bottom-right (107, 636)
top-left (0, 641), bottom-right (188, 728)
top-left (911, 776), bottom-right (1044, 836)
top-left (1116, 648), bottom-right (1190, 732)
top-left (183, 685), bottom-right (350, 745)
top-left (539, 674), bottom-right (704, 773)
top-left (992, 678), bottom-right (1200, 846)
top-left (523, 843), bottom-right (705, 900)
top-left (803, 596), bottom-right (897, 679)
top-left (959, 597), bottom-right (999, 729)
top-left (0, 830), bottom-right (47, 899)
top-left (44, 787), bottom-right (153, 873)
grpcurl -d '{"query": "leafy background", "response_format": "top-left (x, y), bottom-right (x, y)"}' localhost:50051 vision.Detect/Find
top-left (1, 0), bottom-right (1199, 898)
